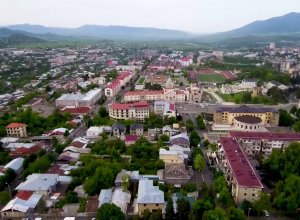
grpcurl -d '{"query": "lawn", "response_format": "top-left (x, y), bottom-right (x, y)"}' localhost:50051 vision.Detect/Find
top-left (198, 74), bottom-right (226, 83)
top-left (137, 77), bottom-right (145, 84)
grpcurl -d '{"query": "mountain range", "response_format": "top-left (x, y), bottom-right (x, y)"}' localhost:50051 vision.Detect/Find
top-left (1, 12), bottom-right (300, 47)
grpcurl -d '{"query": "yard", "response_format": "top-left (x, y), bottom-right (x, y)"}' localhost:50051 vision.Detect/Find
top-left (198, 74), bottom-right (226, 83)
top-left (137, 76), bottom-right (145, 84)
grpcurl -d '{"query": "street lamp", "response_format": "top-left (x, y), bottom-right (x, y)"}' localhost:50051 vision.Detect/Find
top-left (247, 207), bottom-right (252, 220)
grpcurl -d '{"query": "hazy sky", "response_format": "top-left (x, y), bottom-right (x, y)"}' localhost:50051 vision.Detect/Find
top-left (1, 0), bottom-right (300, 33)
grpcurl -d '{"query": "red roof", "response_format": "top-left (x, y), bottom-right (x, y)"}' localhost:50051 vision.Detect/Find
top-left (229, 131), bottom-right (300, 141)
top-left (124, 90), bottom-right (164, 96)
top-left (109, 101), bottom-right (149, 110)
top-left (125, 134), bottom-right (138, 142)
top-left (10, 145), bottom-right (41, 157)
top-left (62, 107), bottom-right (91, 114)
top-left (219, 137), bottom-right (263, 188)
top-left (6, 123), bottom-right (26, 129)
top-left (16, 191), bottom-right (33, 201)
top-left (47, 164), bottom-right (64, 175)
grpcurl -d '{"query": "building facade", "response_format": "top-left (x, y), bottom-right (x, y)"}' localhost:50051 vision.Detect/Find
top-left (6, 123), bottom-right (27, 138)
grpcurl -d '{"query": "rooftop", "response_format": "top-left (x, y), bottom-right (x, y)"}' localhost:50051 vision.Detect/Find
top-left (234, 115), bottom-right (262, 124)
top-left (16, 173), bottom-right (59, 191)
top-left (229, 131), bottom-right (300, 141)
top-left (216, 105), bottom-right (277, 114)
top-left (219, 137), bottom-right (263, 188)
top-left (137, 179), bottom-right (164, 204)
top-left (6, 123), bottom-right (27, 129)
top-left (109, 101), bottom-right (149, 110)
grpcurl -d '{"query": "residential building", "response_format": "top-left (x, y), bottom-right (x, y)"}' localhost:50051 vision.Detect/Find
top-left (130, 124), bottom-right (144, 136)
top-left (164, 163), bottom-right (191, 185)
top-left (124, 90), bottom-right (164, 102)
top-left (213, 105), bottom-right (279, 127)
top-left (16, 174), bottom-right (59, 197)
top-left (125, 134), bottom-right (139, 146)
top-left (164, 88), bottom-right (189, 103)
top-left (0, 157), bottom-right (24, 176)
top-left (154, 101), bottom-right (176, 118)
top-left (179, 57), bottom-right (193, 67)
top-left (6, 123), bottom-right (27, 138)
top-left (170, 133), bottom-right (190, 148)
top-left (108, 101), bottom-right (150, 122)
top-left (137, 179), bottom-right (165, 215)
top-left (159, 148), bottom-right (185, 164)
top-left (188, 83), bottom-right (202, 103)
top-left (112, 123), bottom-right (126, 138)
top-left (86, 126), bottom-right (111, 138)
top-left (105, 71), bottom-right (133, 97)
top-left (98, 188), bottom-right (113, 208)
top-left (229, 131), bottom-right (300, 156)
top-left (240, 79), bottom-right (257, 89)
top-left (217, 137), bottom-right (263, 204)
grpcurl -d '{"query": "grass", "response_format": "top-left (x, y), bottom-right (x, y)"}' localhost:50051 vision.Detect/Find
top-left (137, 77), bottom-right (145, 84)
top-left (198, 74), bottom-right (226, 83)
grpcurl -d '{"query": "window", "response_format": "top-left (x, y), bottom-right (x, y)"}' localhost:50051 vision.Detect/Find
top-left (252, 194), bottom-right (255, 196)
top-left (244, 193), bottom-right (247, 196)
top-left (144, 204), bottom-right (147, 207)
top-left (156, 204), bottom-right (159, 207)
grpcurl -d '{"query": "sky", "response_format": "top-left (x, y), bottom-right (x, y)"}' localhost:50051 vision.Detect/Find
top-left (1, 0), bottom-right (300, 33)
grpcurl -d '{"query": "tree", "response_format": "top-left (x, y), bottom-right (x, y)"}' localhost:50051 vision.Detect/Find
top-left (219, 187), bottom-right (231, 208)
top-left (160, 134), bottom-right (170, 142)
top-left (177, 198), bottom-right (190, 220)
top-left (186, 119), bottom-right (194, 132)
top-left (97, 203), bottom-right (125, 220)
top-left (98, 107), bottom-right (108, 117)
top-left (253, 192), bottom-right (272, 216)
top-left (192, 199), bottom-right (214, 219)
top-left (122, 174), bottom-right (129, 192)
top-left (278, 109), bottom-right (294, 126)
top-left (290, 105), bottom-right (297, 115)
top-left (202, 207), bottom-right (227, 220)
top-left (196, 115), bottom-right (205, 130)
top-left (227, 207), bottom-right (246, 220)
top-left (0, 191), bottom-right (10, 205)
top-left (292, 120), bottom-right (300, 132)
top-left (65, 191), bottom-right (79, 204)
top-left (194, 154), bottom-right (205, 171)
top-left (241, 92), bottom-right (252, 104)
top-left (165, 198), bottom-right (176, 220)
top-left (189, 131), bottom-right (200, 147)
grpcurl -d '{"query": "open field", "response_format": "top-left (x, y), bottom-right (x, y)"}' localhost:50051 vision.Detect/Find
top-left (198, 74), bottom-right (226, 82)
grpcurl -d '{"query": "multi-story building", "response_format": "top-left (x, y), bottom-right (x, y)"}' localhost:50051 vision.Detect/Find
top-left (105, 71), bottom-right (133, 97)
top-left (240, 79), bottom-right (257, 90)
top-left (188, 83), bottom-right (203, 103)
top-left (154, 101), bottom-right (176, 118)
top-left (6, 123), bottom-right (27, 138)
top-left (137, 179), bottom-right (165, 215)
top-left (108, 101), bottom-right (150, 122)
top-left (56, 89), bottom-right (102, 108)
top-left (213, 105), bottom-right (279, 127)
top-left (159, 148), bottom-right (185, 164)
top-left (164, 88), bottom-right (189, 103)
top-left (124, 90), bottom-right (164, 102)
top-left (217, 137), bottom-right (263, 204)
top-left (228, 131), bottom-right (300, 156)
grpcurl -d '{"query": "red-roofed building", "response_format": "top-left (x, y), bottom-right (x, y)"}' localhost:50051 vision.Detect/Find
top-left (10, 145), bottom-right (41, 158)
top-left (61, 107), bottom-right (92, 116)
top-left (125, 134), bottom-right (139, 146)
top-left (6, 123), bottom-right (27, 138)
top-left (228, 131), bottom-right (300, 156)
top-left (108, 101), bottom-right (150, 122)
top-left (105, 71), bottom-right (133, 97)
top-left (217, 137), bottom-right (263, 204)
top-left (16, 191), bottom-right (33, 201)
top-left (124, 90), bottom-right (164, 102)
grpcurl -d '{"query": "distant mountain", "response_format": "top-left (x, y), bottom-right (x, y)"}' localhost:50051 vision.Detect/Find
top-left (0, 31), bottom-right (47, 47)
top-left (217, 12), bottom-right (300, 38)
top-left (4, 24), bottom-right (192, 40)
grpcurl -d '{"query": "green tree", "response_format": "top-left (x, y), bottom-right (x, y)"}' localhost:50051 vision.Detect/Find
top-left (202, 207), bottom-right (227, 220)
top-left (253, 192), bottom-right (272, 216)
top-left (227, 207), bottom-right (246, 220)
top-left (177, 198), bottom-right (191, 220)
top-left (189, 131), bottom-right (200, 147)
top-left (278, 109), bottom-right (294, 127)
top-left (186, 119), bottom-right (195, 132)
top-left (219, 187), bottom-right (232, 208)
top-left (194, 154), bottom-right (205, 172)
top-left (290, 105), bottom-right (297, 115)
top-left (65, 191), bottom-right (79, 204)
top-left (97, 203), bottom-right (125, 220)
top-left (165, 198), bottom-right (175, 220)
top-left (292, 120), bottom-right (300, 132)
top-left (160, 134), bottom-right (170, 142)
top-left (196, 115), bottom-right (205, 130)
top-left (98, 107), bottom-right (108, 117)
top-left (241, 92), bottom-right (252, 104)
top-left (122, 174), bottom-right (129, 192)
top-left (0, 191), bottom-right (10, 205)
top-left (192, 199), bottom-right (214, 219)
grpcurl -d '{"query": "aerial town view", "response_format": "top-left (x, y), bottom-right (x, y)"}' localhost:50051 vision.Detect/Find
top-left (0, 0), bottom-right (300, 220)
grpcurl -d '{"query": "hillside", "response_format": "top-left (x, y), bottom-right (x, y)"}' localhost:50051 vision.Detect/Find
top-left (0, 33), bottom-right (47, 47)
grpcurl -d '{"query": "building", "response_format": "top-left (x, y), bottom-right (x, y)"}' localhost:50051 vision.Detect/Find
top-left (213, 105), bottom-right (279, 127)
top-left (1, 191), bottom-right (43, 218)
top-left (212, 51), bottom-right (224, 60)
top-left (112, 123), bottom-right (126, 138)
top-left (164, 163), bottom-right (191, 185)
top-left (159, 148), bottom-right (185, 164)
top-left (229, 131), bottom-right (300, 156)
top-left (154, 101), bottom-right (176, 118)
top-left (86, 126), bottom-right (111, 138)
top-left (137, 179), bottom-right (165, 215)
top-left (125, 134), bottom-right (139, 146)
top-left (240, 79), bottom-right (257, 90)
top-left (188, 83), bottom-right (202, 103)
top-left (56, 89), bottom-right (102, 108)
top-left (170, 133), bottom-right (190, 148)
top-left (124, 90), bottom-right (164, 102)
top-left (217, 137), bottom-right (263, 204)
top-left (269, 42), bottom-right (276, 50)
top-left (164, 88), bottom-right (189, 103)
top-left (105, 71), bottom-right (133, 97)
top-left (179, 57), bottom-right (193, 67)
top-left (16, 174), bottom-right (59, 197)
top-left (6, 123), bottom-right (27, 138)
top-left (130, 124), bottom-right (144, 136)
top-left (108, 101), bottom-right (150, 122)
top-left (0, 157), bottom-right (24, 176)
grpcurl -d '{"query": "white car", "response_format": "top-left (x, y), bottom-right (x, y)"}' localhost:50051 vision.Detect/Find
top-left (263, 210), bottom-right (270, 217)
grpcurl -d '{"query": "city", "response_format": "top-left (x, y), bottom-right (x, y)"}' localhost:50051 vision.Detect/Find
top-left (0, 1), bottom-right (300, 220)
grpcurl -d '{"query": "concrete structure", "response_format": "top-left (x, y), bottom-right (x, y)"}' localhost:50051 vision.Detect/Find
top-left (105, 71), bottom-right (133, 97)
top-left (6, 123), bottom-right (27, 138)
top-left (108, 101), bottom-right (150, 122)
top-left (124, 90), bottom-right (164, 102)
top-left (188, 83), bottom-right (203, 103)
top-left (164, 163), bottom-right (191, 185)
top-left (137, 179), bottom-right (165, 215)
top-left (217, 137), bottom-right (263, 204)
top-left (112, 123), bottom-right (126, 138)
top-left (86, 126), bottom-right (111, 138)
top-left (170, 133), bottom-right (190, 148)
top-left (16, 174), bottom-right (59, 197)
top-left (154, 101), bottom-right (176, 118)
top-left (240, 79), bottom-right (257, 90)
top-left (213, 105), bottom-right (279, 127)
top-left (233, 115), bottom-right (263, 132)
top-left (56, 89), bottom-right (102, 108)
top-left (229, 131), bottom-right (300, 156)
top-left (130, 124), bottom-right (144, 136)
top-left (159, 148), bottom-right (185, 164)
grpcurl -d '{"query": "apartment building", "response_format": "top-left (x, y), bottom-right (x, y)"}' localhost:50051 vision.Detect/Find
top-left (229, 131), bottom-right (300, 156)
top-left (217, 137), bottom-right (263, 205)
top-left (124, 90), bottom-right (164, 102)
top-left (105, 71), bottom-right (133, 97)
top-left (108, 101), bottom-right (150, 122)
top-left (159, 148), bottom-right (185, 164)
top-left (6, 123), bottom-right (27, 138)
top-left (213, 105), bottom-right (279, 127)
